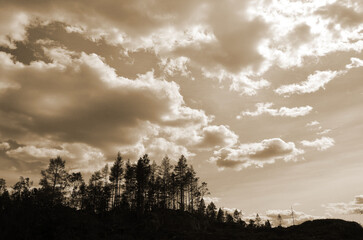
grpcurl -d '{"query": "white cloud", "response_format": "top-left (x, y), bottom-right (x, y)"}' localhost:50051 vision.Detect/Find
top-left (0, 11), bottom-right (29, 48)
top-left (160, 56), bottom-right (191, 77)
top-left (301, 137), bottom-right (335, 151)
top-left (237, 103), bottom-right (312, 118)
top-left (203, 196), bottom-right (220, 204)
top-left (346, 57), bottom-right (363, 69)
top-left (0, 46), bottom-right (236, 169)
top-left (210, 138), bottom-right (304, 170)
top-left (195, 125), bottom-right (239, 150)
top-left (6, 143), bottom-right (106, 172)
top-left (324, 195), bottom-right (363, 215)
top-left (203, 70), bottom-right (271, 96)
top-left (251, 1), bottom-right (363, 69)
top-left (306, 121), bottom-right (320, 127)
top-left (317, 129), bottom-right (332, 135)
top-left (275, 70), bottom-right (345, 96)
top-left (0, 142), bottom-right (10, 150)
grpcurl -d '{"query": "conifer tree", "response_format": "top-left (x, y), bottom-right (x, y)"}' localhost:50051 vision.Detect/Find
top-left (110, 152), bottom-right (123, 207)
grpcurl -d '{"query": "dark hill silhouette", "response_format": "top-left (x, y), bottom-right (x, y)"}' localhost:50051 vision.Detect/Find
top-left (1, 206), bottom-right (362, 240)
top-left (1, 154), bottom-right (362, 239)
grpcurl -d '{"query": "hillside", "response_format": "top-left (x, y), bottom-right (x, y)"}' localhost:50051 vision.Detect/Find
top-left (1, 206), bottom-right (362, 240)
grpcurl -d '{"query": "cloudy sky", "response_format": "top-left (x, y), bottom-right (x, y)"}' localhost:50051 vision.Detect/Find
top-left (0, 0), bottom-right (363, 225)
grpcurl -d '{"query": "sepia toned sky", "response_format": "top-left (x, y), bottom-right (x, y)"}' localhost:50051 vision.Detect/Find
top-left (0, 0), bottom-right (363, 225)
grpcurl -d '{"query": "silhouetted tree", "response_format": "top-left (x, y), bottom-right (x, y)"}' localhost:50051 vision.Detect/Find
top-left (86, 170), bottom-right (111, 213)
top-left (217, 208), bottom-right (224, 223)
top-left (186, 165), bottom-right (198, 212)
top-left (39, 156), bottom-right (68, 204)
top-left (122, 159), bottom-right (137, 210)
top-left (198, 198), bottom-right (206, 215)
top-left (12, 176), bottom-right (32, 202)
top-left (233, 209), bottom-right (242, 223)
top-left (110, 152), bottom-right (123, 207)
top-left (264, 219), bottom-right (272, 228)
top-left (0, 178), bottom-right (10, 211)
top-left (206, 202), bottom-right (217, 220)
top-left (146, 160), bottom-right (158, 211)
top-left (248, 219), bottom-right (255, 228)
top-left (255, 213), bottom-right (262, 227)
top-left (0, 178), bottom-right (6, 195)
top-left (278, 214), bottom-right (283, 227)
top-left (174, 155), bottom-right (188, 211)
top-left (136, 154), bottom-right (151, 215)
top-left (226, 212), bottom-right (234, 223)
top-left (160, 156), bottom-right (172, 208)
top-left (67, 172), bottom-right (84, 209)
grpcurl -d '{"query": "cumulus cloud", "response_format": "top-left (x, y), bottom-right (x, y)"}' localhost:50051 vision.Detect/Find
top-left (275, 70), bottom-right (345, 96)
top-left (0, 48), bottom-right (205, 163)
top-left (324, 195), bottom-right (363, 215)
top-left (6, 143), bottom-right (107, 172)
top-left (346, 57), bottom-right (363, 69)
top-left (0, 43), bottom-right (244, 175)
top-left (301, 137), bottom-right (335, 151)
top-left (237, 103), bottom-right (312, 118)
top-left (195, 125), bottom-right (239, 150)
top-left (210, 138), bottom-right (304, 170)
top-left (253, 1), bottom-right (363, 69)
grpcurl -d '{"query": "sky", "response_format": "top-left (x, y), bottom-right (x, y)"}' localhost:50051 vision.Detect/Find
top-left (0, 0), bottom-right (363, 226)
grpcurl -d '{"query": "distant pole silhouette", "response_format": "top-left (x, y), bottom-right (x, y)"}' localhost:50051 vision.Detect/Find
top-left (291, 206), bottom-right (295, 226)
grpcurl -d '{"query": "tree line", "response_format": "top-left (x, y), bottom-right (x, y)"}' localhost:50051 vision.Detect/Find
top-left (0, 153), bottom-right (271, 228)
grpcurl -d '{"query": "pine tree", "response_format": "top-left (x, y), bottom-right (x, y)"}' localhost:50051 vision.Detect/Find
top-left (174, 155), bottom-right (188, 211)
top-left (217, 208), bottom-right (224, 223)
top-left (255, 213), bottom-right (262, 227)
top-left (233, 209), bottom-right (241, 223)
top-left (277, 214), bottom-right (283, 227)
top-left (110, 152), bottom-right (123, 207)
top-left (206, 202), bottom-right (217, 220)
top-left (136, 154), bottom-right (151, 215)
top-left (122, 159), bottom-right (137, 210)
top-left (226, 212), bottom-right (234, 223)
top-left (160, 156), bottom-right (172, 208)
top-left (198, 198), bottom-right (206, 215)
top-left (67, 172), bottom-right (84, 209)
top-left (39, 156), bottom-right (68, 204)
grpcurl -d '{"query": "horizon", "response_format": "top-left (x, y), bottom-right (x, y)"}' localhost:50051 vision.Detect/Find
top-left (0, 0), bottom-right (363, 227)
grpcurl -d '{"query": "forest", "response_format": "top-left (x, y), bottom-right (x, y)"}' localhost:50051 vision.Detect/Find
top-left (1, 153), bottom-right (362, 240)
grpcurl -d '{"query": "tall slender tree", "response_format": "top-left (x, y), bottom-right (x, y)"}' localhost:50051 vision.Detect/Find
top-left (136, 154), bottom-right (151, 215)
top-left (174, 155), bottom-right (188, 211)
top-left (160, 156), bottom-right (172, 208)
top-left (110, 152), bottom-right (123, 207)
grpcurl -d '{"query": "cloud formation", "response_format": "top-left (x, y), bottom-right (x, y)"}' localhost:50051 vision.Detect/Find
top-left (210, 138), bottom-right (304, 170)
top-left (301, 137), bottom-right (335, 151)
top-left (0, 46), bottom-right (240, 173)
top-left (275, 70), bottom-right (344, 96)
top-left (324, 195), bottom-right (363, 215)
top-left (346, 57), bottom-right (363, 69)
top-left (237, 103), bottom-right (312, 118)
